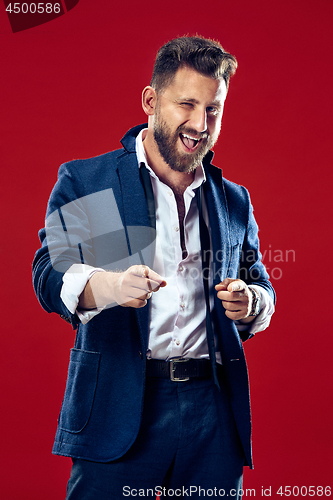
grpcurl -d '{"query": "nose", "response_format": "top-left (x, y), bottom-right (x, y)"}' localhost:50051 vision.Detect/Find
top-left (189, 107), bottom-right (207, 134)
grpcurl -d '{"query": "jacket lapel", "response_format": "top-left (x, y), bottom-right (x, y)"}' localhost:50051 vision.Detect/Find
top-left (116, 152), bottom-right (150, 229)
top-left (203, 163), bottom-right (232, 286)
top-left (116, 150), bottom-right (151, 352)
top-left (204, 163), bottom-right (246, 357)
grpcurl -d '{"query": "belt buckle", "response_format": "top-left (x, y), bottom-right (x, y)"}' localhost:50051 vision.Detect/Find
top-left (170, 358), bottom-right (190, 382)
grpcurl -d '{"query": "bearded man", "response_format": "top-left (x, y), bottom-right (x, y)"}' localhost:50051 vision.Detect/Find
top-left (33, 36), bottom-right (275, 499)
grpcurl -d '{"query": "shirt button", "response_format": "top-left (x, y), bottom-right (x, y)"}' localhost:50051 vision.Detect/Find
top-left (174, 226), bottom-right (179, 232)
top-left (178, 265), bottom-right (184, 272)
top-left (175, 339), bottom-right (181, 346)
top-left (180, 302), bottom-right (185, 310)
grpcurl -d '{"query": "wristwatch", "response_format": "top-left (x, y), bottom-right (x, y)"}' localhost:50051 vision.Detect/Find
top-left (248, 288), bottom-right (261, 316)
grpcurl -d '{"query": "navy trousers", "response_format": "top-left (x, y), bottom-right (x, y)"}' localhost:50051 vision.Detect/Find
top-left (66, 366), bottom-right (245, 499)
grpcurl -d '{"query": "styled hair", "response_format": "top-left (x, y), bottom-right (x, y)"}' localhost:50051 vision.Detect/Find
top-left (150, 36), bottom-right (237, 93)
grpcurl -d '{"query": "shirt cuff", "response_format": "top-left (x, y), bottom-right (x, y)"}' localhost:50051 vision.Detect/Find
top-left (60, 264), bottom-right (106, 325)
top-left (235, 285), bottom-right (275, 335)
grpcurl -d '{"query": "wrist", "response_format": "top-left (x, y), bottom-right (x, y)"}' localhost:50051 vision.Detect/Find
top-left (79, 271), bottom-right (119, 309)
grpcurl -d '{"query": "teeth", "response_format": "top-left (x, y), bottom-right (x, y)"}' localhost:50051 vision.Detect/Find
top-left (181, 133), bottom-right (200, 141)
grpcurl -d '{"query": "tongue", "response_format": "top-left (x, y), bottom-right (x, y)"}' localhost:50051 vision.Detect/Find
top-left (182, 135), bottom-right (196, 149)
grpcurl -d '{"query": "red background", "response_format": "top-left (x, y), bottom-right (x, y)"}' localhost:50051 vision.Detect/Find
top-left (1, 0), bottom-right (332, 498)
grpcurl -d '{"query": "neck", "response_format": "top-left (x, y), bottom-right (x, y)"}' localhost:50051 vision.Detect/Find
top-left (142, 128), bottom-right (195, 195)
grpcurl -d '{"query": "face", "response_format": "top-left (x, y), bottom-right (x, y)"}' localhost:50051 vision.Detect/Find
top-left (153, 66), bottom-right (227, 173)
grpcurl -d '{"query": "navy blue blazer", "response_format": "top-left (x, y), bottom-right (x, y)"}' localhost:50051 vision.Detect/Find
top-left (33, 124), bottom-right (275, 468)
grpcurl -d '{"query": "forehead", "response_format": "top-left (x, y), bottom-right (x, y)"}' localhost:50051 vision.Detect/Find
top-left (162, 66), bottom-right (227, 104)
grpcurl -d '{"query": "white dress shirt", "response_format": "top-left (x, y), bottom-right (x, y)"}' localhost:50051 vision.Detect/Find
top-left (60, 130), bottom-right (274, 359)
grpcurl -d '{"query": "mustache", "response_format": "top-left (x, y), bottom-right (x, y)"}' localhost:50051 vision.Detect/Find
top-left (177, 126), bottom-right (209, 141)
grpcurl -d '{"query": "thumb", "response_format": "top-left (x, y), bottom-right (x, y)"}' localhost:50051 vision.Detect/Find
top-left (227, 279), bottom-right (246, 292)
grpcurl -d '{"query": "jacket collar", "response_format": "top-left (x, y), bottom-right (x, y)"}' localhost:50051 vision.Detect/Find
top-left (120, 124), bottom-right (148, 153)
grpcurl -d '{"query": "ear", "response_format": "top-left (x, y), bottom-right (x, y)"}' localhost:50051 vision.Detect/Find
top-left (142, 86), bottom-right (157, 116)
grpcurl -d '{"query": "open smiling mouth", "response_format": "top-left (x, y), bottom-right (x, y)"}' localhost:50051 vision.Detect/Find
top-left (179, 133), bottom-right (203, 152)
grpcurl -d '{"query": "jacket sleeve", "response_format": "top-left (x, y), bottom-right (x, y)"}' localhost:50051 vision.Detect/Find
top-left (32, 161), bottom-right (93, 328)
top-left (238, 190), bottom-right (276, 302)
top-left (32, 156), bottom-right (137, 327)
top-left (236, 187), bottom-right (276, 341)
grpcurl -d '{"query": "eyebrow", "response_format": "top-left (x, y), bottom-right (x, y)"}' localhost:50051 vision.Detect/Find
top-left (176, 97), bottom-right (199, 104)
top-left (176, 97), bottom-right (222, 109)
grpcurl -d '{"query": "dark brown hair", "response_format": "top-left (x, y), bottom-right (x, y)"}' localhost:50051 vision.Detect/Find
top-left (150, 36), bottom-right (237, 93)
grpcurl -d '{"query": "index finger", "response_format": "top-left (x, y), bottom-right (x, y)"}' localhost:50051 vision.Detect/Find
top-left (215, 277), bottom-right (241, 291)
top-left (144, 267), bottom-right (167, 287)
top-left (131, 266), bottom-right (167, 287)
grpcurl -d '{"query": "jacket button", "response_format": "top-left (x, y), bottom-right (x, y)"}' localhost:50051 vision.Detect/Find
top-left (138, 351), bottom-right (143, 359)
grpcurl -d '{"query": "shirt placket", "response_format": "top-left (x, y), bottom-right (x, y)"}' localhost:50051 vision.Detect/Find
top-left (169, 187), bottom-right (197, 357)
top-left (163, 186), bottom-right (184, 357)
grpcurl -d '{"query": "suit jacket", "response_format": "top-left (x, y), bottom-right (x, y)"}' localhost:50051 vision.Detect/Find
top-left (33, 123), bottom-right (275, 468)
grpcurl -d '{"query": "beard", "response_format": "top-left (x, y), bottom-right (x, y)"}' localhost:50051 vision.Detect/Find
top-left (153, 106), bottom-right (219, 173)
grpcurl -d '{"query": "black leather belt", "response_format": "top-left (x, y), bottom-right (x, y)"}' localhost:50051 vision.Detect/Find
top-left (146, 358), bottom-right (212, 382)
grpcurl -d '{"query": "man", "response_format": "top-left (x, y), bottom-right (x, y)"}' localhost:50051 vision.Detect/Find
top-left (33, 36), bottom-right (275, 499)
